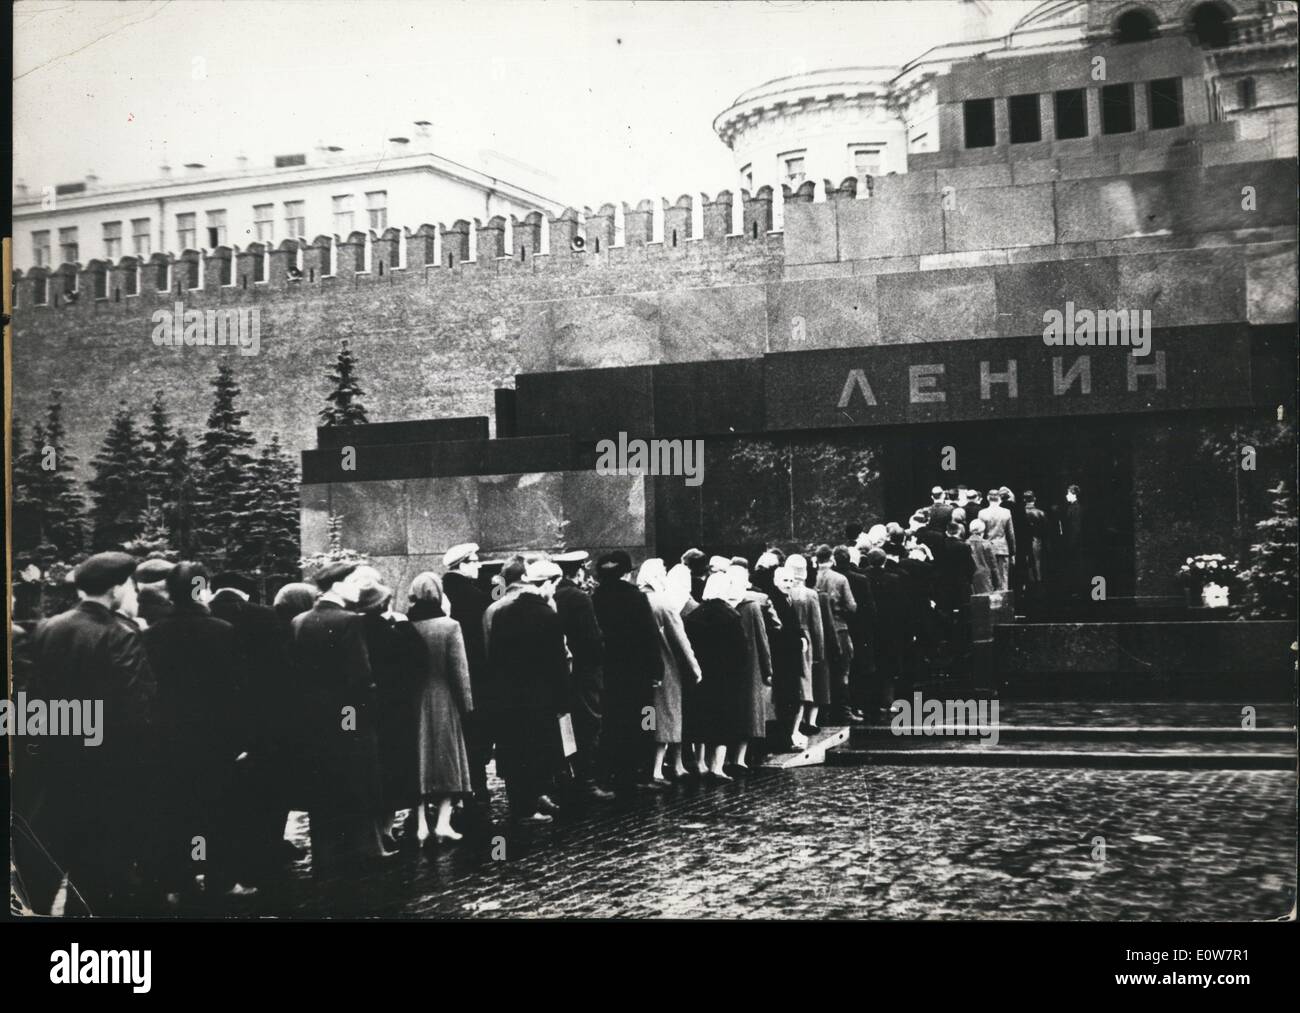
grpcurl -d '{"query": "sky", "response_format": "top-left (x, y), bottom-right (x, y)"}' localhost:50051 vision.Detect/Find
top-left (14, 0), bottom-right (1041, 208)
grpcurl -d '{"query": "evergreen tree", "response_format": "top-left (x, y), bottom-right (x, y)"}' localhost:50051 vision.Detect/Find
top-left (241, 434), bottom-right (303, 582)
top-left (30, 391), bottom-right (87, 561)
top-left (299, 514), bottom-right (368, 581)
top-left (1238, 482), bottom-right (1298, 619)
top-left (163, 432), bottom-right (201, 557)
top-left (141, 389), bottom-right (175, 509)
top-left (87, 402), bottom-right (149, 549)
top-left (193, 363), bottom-right (259, 568)
top-left (320, 339), bottom-right (369, 426)
top-left (122, 502), bottom-right (179, 560)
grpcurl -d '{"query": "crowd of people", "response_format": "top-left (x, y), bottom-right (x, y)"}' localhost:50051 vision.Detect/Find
top-left (10, 480), bottom-right (1079, 916)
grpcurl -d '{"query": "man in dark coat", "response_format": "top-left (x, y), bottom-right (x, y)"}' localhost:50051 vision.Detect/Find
top-left (553, 550), bottom-right (611, 800)
top-left (863, 549), bottom-right (907, 721)
top-left (592, 551), bottom-right (665, 794)
top-left (209, 571), bottom-right (298, 879)
top-left (289, 561), bottom-right (393, 871)
top-left (931, 522), bottom-right (978, 678)
top-left (489, 561), bottom-right (571, 823)
top-left (441, 542), bottom-right (494, 805)
top-left (1020, 491), bottom-right (1051, 603)
top-left (144, 562), bottom-right (257, 900)
top-left (18, 552), bottom-right (158, 915)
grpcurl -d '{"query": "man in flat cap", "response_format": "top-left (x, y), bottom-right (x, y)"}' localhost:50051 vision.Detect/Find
top-left (209, 570), bottom-right (297, 881)
top-left (133, 558), bottom-right (176, 628)
top-left (553, 550), bottom-right (611, 801)
top-left (592, 551), bottom-right (665, 795)
top-left (19, 552), bottom-right (159, 915)
top-left (489, 559), bottom-right (570, 823)
top-left (289, 561), bottom-right (393, 871)
top-left (441, 542), bottom-right (495, 807)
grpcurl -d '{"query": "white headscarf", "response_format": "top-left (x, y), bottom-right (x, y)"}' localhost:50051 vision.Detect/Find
top-left (664, 563), bottom-right (693, 613)
top-left (702, 572), bottom-right (739, 603)
top-left (636, 558), bottom-right (668, 595)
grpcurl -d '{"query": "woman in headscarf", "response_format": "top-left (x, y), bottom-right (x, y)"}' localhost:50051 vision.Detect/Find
top-left (754, 554), bottom-right (808, 752)
top-left (638, 559), bottom-right (702, 784)
top-left (349, 566), bottom-right (427, 848)
top-left (683, 572), bottom-right (750, 782)
top-left (406, 573), bottom-right (475, 844)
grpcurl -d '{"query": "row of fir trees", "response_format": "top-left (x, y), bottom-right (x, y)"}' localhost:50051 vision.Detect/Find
top-left (12, 341), bottom-right (370, 612)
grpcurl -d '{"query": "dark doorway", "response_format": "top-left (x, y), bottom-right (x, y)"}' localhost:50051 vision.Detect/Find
top-left (881, 416), bottom-right (1136, 600)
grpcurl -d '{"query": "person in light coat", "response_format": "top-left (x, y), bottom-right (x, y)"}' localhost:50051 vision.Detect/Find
top-left (637, 559), bottom-right (702, 783)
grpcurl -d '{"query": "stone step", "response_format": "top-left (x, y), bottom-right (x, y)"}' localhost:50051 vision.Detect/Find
top-left (852, 725), bottom-right (1296, 744)
top-left (825, 747), bottom-right (1297, 770)
top-left (758, 725), bottom-right (850, 769)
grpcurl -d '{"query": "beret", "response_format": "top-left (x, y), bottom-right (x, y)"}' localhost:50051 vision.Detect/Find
top-left (596, 550), bottom-right (633, 578)
top-left (314, 561), bottom-right (359, 591)
top-left (75, 552), bottom-right (139, 594)
top-left (133, 558), bottom-right (176, 583)
top-left (211, 570), bottom-right (256, 595)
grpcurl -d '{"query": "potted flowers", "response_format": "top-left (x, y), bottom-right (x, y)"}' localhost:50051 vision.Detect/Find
top-left (1177, 554), bottom-right (1239, 608)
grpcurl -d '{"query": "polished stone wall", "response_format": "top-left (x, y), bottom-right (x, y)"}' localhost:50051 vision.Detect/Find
top-left (302, 469), bottom-right (649, 582)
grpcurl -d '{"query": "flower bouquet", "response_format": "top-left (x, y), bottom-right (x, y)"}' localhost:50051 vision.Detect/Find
top-left (1177, 554), bottom-right (1238, 608)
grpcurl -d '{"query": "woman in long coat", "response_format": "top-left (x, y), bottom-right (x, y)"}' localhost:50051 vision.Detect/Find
top-left (683, 573), bottom-right (750, 782)
top-left (638, 560), bottom-right (702, 783)
top-left (728, 565), bottom-right (774, 772)
top-left (784, 555), bottom-right (825, 736)
top-left (406, 573), bottom-right (474, 844)
top-left (754, 556), bottom-right (807, 752)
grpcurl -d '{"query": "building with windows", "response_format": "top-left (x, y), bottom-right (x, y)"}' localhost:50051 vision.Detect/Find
top-left (715, 0), bottom-right (1296, 194)
top-left (11, 124), bottom-right (562, 271)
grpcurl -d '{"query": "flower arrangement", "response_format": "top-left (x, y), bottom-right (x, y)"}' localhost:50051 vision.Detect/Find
top-left (1177, 554), bottom-right (1238, 588)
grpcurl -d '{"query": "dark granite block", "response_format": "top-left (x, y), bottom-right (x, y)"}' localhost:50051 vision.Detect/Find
top-left (494, 387), bottom-right (518, 438)
top-left (331, 479), bottom-right (408, 557)
top-left (699, 437), bottom-right (793, 552)
top-left (478, 472), bottom-right (566, 553)
top-left (562, 470), bottom-right (648, 549)
top-left (658, 284), bottom-right (767, 362)
top-left (364, 554), bottom-right (443, 611)
top-left (302, 443), bottom-right (434, 484)
top-left (515, 366), bottom-right (654, 440)
top-left (316, 417), bottom-right (488, 449)
top-left (406, 476), bottom-right (480, 556)
top-left (652, 359), bottom-right (764, 437)
top-left (654, 473), bottom-right (704, 562)
top-left (300, 483), bottom-right (332, 556)
top-left (789, 434), bottom-right (888, 545)
top-left (765, 276), bottom-right (880, 352)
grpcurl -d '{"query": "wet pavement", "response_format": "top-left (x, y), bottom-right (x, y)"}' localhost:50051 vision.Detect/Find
top-left (236, 761), bottom-right (1296, 921)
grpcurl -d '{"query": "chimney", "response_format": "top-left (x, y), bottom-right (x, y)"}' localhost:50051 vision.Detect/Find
top-left (184, 162), bottom-right (206, 175)
top-left (235, 152), bottom-right (249, 172)
top-left (387, 136), bottom-right (410, 157)
top-left (86, 170), bottom-right (99, 188)
top-left (15, 179), bottom-right (28, 198)
top-left (325, 144), bottom-right (344, 165)
top-left (159, 162), bottom-right (172, 177)
top-left (414, 120), bottom-right (432, 143)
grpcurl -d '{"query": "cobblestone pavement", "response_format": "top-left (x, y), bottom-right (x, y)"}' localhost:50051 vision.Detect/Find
top-left (246, 763), bottom-right (1296, 921)
top-left (990, 701), bottom-right (1294, 728)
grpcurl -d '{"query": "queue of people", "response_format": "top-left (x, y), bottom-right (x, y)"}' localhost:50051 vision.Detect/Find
top-left (11, 481), bottom-right (1057, 915)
